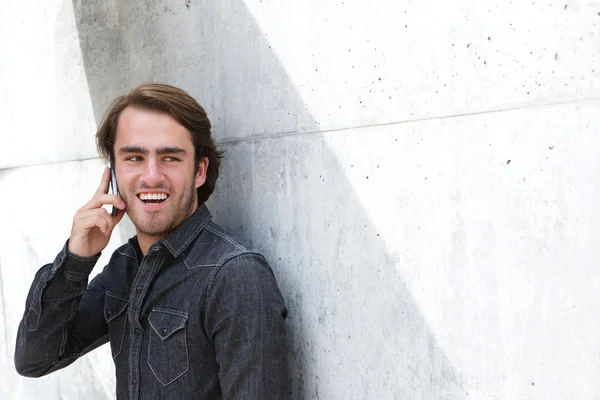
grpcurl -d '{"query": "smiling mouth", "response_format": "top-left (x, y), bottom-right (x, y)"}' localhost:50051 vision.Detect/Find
top-left (137, 193), bottom-right (169, 206)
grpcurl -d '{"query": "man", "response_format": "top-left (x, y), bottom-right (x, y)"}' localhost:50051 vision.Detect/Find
top-left (14, 83), bottom-right (289, 399)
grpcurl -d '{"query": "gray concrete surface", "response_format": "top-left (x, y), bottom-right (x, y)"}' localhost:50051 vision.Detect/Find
top-left (1, 0), bottom-right (599, 399)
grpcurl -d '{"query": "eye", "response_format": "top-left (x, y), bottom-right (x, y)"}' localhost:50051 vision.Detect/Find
top-left (126, 156), bottom-right (143, 162)
top-left (164, 156), bottom-right (181, 162)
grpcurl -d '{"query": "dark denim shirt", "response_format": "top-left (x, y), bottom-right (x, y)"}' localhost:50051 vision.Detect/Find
top-left (14, 205), bottom-right (289, 399)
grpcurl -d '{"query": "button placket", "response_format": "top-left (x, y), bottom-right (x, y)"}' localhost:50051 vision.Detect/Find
top-left (128, 249), bottom-right (163, 400)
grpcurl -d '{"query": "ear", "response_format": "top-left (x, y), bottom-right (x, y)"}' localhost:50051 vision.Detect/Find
top-left (195, 157), bottom-right (210, 189)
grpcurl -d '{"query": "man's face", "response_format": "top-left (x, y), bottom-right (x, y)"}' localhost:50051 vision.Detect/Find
top-left (113, 106), bottom-right (207, 239)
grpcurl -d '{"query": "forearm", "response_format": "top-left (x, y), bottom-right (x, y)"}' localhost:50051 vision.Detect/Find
top-left (14, 241), bottom-right (105, 377)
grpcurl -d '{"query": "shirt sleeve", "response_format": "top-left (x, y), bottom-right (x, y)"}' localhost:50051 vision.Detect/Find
top-left (205, 253), bottom-right (290, 399)
top-left (14, 240), bottom-right (109, 377)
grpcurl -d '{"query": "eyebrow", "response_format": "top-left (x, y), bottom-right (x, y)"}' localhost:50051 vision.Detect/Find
top-left (157, 146), bottom-right (187, 156)
top-left (118, 146), bottom-right (187, 155)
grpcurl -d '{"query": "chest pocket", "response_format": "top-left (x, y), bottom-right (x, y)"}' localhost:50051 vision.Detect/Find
top-left (148, 307), bottom-right (189, 386)
top-left (104, 292), bottom-right (128, 359)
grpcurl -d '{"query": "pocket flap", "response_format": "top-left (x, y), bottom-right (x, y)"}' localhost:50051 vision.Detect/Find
top-left (104, 293), bottom-right (128, 323)
top-left (149, 309), bottom-right (187, 340)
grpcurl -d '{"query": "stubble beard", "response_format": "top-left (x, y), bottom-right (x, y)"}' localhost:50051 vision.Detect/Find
top-left (126, 183), bottom-right (197, 239)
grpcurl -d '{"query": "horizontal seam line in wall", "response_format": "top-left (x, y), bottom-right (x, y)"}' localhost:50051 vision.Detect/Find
top-left (1, 96), bottom-right (598, 170)
top-left (218, 96), bottom-right (600, 145)
top-left (0, 156), bottom-right (102, 171)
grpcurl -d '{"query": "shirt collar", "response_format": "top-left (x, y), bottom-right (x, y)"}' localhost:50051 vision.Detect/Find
top-left (125, 204), bottom-right (212, 258)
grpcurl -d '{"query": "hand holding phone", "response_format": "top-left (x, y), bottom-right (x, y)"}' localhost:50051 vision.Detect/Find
top-left (67, 168), bottom-right (126, 257)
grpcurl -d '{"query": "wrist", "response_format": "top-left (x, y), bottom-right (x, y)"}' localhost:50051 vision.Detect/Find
top-left (54, 240), bottom-right (100, 279)
top-left (67, 238), bottom-right (101, 259)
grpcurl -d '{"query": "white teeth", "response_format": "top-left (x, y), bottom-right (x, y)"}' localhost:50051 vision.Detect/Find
top-left (140, 193), bottom-right (168, 201)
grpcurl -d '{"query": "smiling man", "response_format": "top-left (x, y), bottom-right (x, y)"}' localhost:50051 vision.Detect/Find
top-left (14, 83), bottom-right (289, 399)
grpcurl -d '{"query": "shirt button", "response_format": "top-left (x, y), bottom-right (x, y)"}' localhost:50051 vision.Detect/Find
top-left (132, 379), bottom-right (136, 385)
top-left (135, 328), bottom-right (141, 335)
top-left (161, 328), bottom-right (167, 335)
top-left (136, 286), bottom-right (142, 292)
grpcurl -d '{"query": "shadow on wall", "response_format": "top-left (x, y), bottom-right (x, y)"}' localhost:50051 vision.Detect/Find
top-left (72, 0), bottom-right (464, 398)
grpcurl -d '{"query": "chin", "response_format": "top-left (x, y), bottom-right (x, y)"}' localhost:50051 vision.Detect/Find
top-left (138, 223), bottom-right (173, 238)
top-left (128, 212), bottom-right (173, 237)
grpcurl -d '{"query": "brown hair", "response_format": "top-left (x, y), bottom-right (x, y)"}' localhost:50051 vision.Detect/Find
top-left (96, 83), bottom-right (224, 204)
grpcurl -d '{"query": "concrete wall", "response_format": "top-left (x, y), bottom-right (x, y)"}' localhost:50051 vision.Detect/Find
top-left (1, 0), bottom-right (599, 399)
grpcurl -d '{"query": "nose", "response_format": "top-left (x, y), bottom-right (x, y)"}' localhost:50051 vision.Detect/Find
top-left (140, 157), bottom-right (164, 187)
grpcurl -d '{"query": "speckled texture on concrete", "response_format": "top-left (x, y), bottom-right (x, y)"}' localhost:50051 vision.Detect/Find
top-left (210, 100), bottom-right (600, 399)
top-left (1, 0), bottom-right (599, 399)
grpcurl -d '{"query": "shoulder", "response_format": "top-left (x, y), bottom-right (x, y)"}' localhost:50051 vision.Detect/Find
top-left (184, 220), bottom-right (266, 269)
top-left (191, 222), bottom-right (281, 296)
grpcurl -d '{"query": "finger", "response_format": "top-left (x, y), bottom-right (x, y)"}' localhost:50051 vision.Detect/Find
top-left (77, 208), bottom-right (116, 232)
top-left (91, 207), bottom-right (124, 235)
top-left (82, 193), bottom-right (126, 211)
top-left (76, 207), bottom-right (124, 238)
top-left (95, 168), bottom-right (111, 196)
top-left (75, 207), bottom-right (104, 221)
top-left (78, 207), bottom-right (112, 223)
top-left (77, 213), bottom-right (110, 234)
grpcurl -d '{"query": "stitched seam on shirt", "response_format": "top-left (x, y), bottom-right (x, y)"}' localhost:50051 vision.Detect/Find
top-left (162, 240), bottom-right (176, 255)
top-left (61, 268), bottom-right (90, 282)
top-left (204, 253), bottom-right (267, 338)
top-left (182, 256), bottom-right (219, 270)
top-left (209, 255), bottom-right (267, 394)
top-left (254, 266), bottom-right (265, 395)
top-left (128, 255), bottom-right (161, 400)
top-left (174, 217), bottom-right (205, 253)
top-left (41, 271), bottom-right (62, 302)
top-left (148, 315), bottom-right (186, 339)
top-left (31, 278), bottom-right (46, 314)
top-left (45, 334), bottom-right (109, 371)
top-left (204, 266), bottom-right (222, 340)
top-left (204, 225), bottom-right (247, 251)
top-left (168, 213), bottom-right (212, 256)
top-left (207, 252), bottom-right (268, 300)
top-left (148, 326), bottom-right (190, 386)
top-left (58, 299), bottom-right (77, 357)
top-left (151, 307), bottom-right (188, 318)
top-left (66, 252), bottom-right (100, 262)
top-left (221, 252), bottom-right (266, 268)
top-left (106, 291), bottom-right (128, 302)
top-left (148, 308), bottom-right (188, 338)
top-left (117, 247), bottom-right (137, 259)
top-left (25, 308), bottom-right (40, 331)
